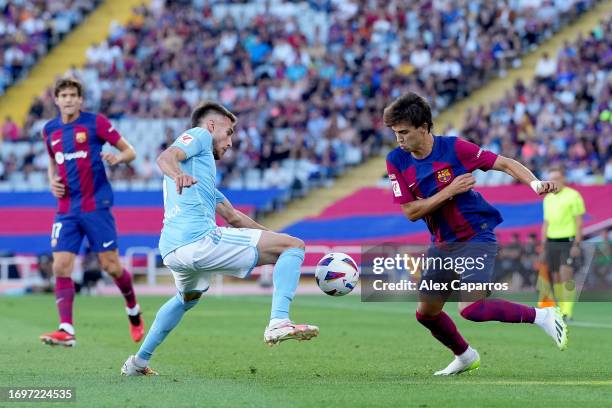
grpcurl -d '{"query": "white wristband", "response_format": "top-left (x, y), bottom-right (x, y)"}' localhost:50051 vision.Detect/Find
top-left (530, 180), bottom-right (542, 193)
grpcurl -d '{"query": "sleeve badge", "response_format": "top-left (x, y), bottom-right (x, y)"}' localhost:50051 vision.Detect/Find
top-left (177, 134), bottom-right (194, 145)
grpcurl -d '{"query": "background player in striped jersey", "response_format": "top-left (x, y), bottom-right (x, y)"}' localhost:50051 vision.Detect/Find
top-left (384, 92), bottom-right (568, 375)
top-left (39, 77), bottom-right (144, 347)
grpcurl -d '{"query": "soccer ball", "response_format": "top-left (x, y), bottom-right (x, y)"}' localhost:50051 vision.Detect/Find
top-left (315, 252), bottom-right (360, 296)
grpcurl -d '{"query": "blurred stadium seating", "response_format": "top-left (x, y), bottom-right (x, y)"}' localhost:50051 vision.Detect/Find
top-left (1, 0), bottom-right (602, 193)
top-left (461, 16), bottom-right (612, 185)
top-left (0, 0), bottom-right (102, 96)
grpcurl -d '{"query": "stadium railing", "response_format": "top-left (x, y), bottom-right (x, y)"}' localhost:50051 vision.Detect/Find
top-left (0, 255), bottom-right (37, 282)
top-left (0, 245), bottom-right (362, 286)
top-left (124, 247), bottom-right (161, 286)
top-left (1, 227), bottom-right (608, 288)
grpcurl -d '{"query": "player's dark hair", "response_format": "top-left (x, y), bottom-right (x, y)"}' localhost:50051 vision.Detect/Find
top-left (191, 102), bottom-right (237, 128)
top-left (54, 77), bottom-right (83, 97)
top-left (383, 92), bottom-right (433, 132)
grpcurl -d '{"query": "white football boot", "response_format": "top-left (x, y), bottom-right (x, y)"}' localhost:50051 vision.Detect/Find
top-left (535, 307), bottom-right (568, 351)
top-left (264, 319), bottom-right (319, 346)
top-left (434, 346), bottom-right (480, 376)
top-left (121, 355), bottom-right (158, 376)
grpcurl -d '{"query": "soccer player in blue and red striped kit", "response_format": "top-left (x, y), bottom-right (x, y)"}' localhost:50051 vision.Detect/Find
top-left (384, 92), bottom-right (568, 375)
top-left (39, 77), bottom-right (144, 347)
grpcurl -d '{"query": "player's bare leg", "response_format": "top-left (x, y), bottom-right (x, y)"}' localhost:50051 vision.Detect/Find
top-left (40, 251), bottom-right (77, 347)
top-left (557, 264), bottom-right (576, 321)
top-left (100, 249), bottom-right (144, 342)
top-left (123, 291), bottom-right (202, 376)
top-left (416, 294), bottom-right (480, 376)
top-left (257, 231), bottom-right (319, 346)
top-left (458, 291), bottom-right (568, 350)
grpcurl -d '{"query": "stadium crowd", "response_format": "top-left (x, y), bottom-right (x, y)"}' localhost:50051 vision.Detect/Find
top-left (0, 0), bottom-right (101, 95)
top-left (495, 232), bottom-right (540, 288)
top-left (461, 16), bottom-right (611, 185)
top-left (0, 0), bottom-right (602, 191)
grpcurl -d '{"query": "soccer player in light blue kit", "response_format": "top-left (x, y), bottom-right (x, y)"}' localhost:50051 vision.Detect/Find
top-left (122, 102), bottom-right (318, 376)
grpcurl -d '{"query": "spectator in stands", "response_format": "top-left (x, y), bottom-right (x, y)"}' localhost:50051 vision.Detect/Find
top-left (0, 0), bottom-right (101, 94)
top-left (605, 158), bottom-right (612, 182)
top-left (262, 162), bottom-right (292, 189)
top-left (590, 228), bottom-right (611, 286)
top-left (137, 155), bottom-right (157, 182)
top-left (522, 232), bottom-right (540, 287)
top-left (80, 247), bottom-right (103, 295)
top-left (4, 0), bottom-right (603, 191)
top-left (498, 233), bottom-right (525, 283)
top-left (1, 115), bottom-right (22, 141)
top-left (534, 52), bottom-right (558, 88)
top-left (462, 18), bottom-right (611, 184)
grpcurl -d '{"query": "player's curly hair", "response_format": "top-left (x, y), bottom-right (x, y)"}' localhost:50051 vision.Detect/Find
top-left (383, 92), bottom-right (433, 132)
top-left (191, 102), bottom-right (237, 128)
top-left (54, 77), bottom-right (83, 97)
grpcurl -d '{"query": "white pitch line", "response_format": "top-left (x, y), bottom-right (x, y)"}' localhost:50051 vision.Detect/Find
top-left (447, 380), bottom-right (612, 386)
top-left (568, 321), bottom-right (612, 329)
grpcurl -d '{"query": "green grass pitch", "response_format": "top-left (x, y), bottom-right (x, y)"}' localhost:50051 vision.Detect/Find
top-left (2, 294), bottom-right (612, 407)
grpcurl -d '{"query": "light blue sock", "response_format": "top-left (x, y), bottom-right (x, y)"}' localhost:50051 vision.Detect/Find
top-left (270, 247), bottom-right (305, 320)
top-left (136, 293), bottom-right (199, 362)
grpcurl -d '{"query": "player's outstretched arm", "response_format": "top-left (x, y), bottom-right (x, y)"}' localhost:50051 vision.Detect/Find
top-left (156, 146), bottom-right (197, 194)
top-left (492, 156), bottom-right (558, 195)
top-left (216, 199), bottom-right (269, 230)
top-left (401, 173), bottom-right (475, 221)
top-left (100, 138), bottom-right (136, 165)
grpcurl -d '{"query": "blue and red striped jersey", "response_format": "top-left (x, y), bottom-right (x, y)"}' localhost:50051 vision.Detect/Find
top-left (42, 111), bottom-right (122, 214)
top-left (386, 135), bottom-right (503, 243)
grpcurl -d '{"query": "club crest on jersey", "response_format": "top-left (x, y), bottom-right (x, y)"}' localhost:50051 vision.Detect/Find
top-left (75, 131), bottom-right (87, 143)
top-left (178, 134), bottom-right (194, 146)
top-left (436, 168), bottom-right (452, 183)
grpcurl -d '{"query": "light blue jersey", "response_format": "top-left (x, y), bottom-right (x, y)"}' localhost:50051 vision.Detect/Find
top-left (159, 127), bottom-right (226, 258)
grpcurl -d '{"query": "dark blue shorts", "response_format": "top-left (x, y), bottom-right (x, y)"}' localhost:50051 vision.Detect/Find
top-left (51, 209), bottom-right (118, 254)
top-left (419, 232), bottom-right (498, 297)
